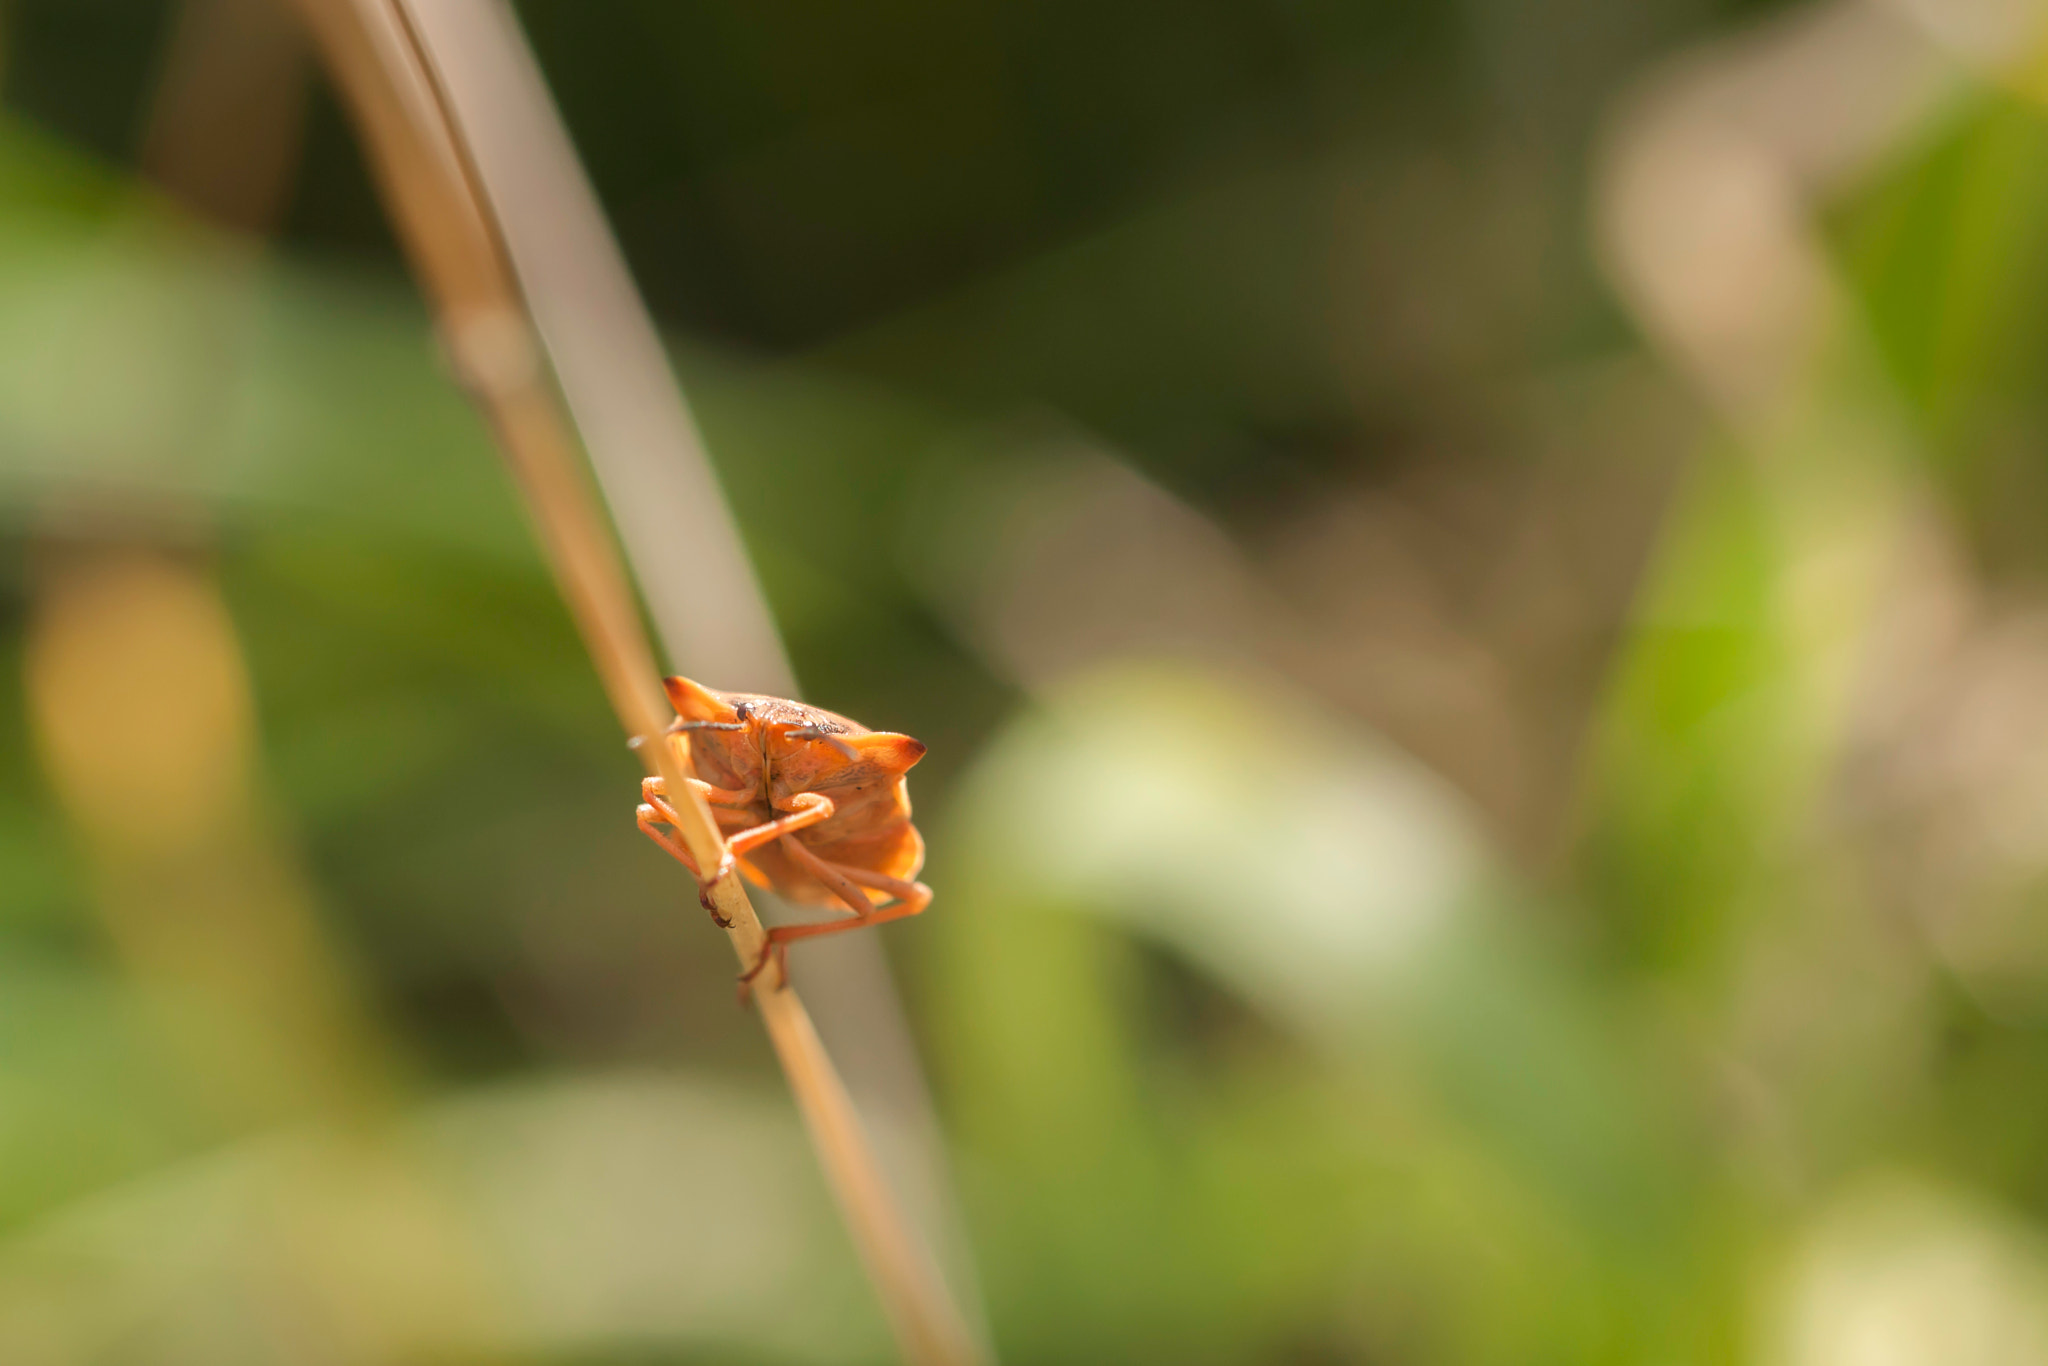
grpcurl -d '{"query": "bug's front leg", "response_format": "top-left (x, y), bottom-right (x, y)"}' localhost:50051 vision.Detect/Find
top-left (636, 803), bottom-right (733, 927)
top-left (637, 776), bottom-right (755, 927)
top-left (721, 791), bottom-right (835, 859)
top-left (645, 775), bottom-right (756, 809)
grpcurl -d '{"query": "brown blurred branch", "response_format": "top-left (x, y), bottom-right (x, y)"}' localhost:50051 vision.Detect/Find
top-left (280, 1), bottom-right (983, 1361)
top-left (391, 1), bottom-right (988, 1341)
top-left (398, 0), bottom-right (791, 694)
top-left (140, 0), bottom-right (312, 232)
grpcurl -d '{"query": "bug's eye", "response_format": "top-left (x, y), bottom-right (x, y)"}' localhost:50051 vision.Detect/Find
top-left (732, 702), bottom-right (751, 721)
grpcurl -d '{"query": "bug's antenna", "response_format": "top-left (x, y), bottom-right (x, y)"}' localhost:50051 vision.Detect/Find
top-left (668, 719), bottom-right (746, 733)
top-left (788, 727), bottom-right (861, 761)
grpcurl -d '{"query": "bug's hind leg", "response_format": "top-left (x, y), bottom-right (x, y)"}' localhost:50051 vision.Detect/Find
top-left (737, 837), bottom-right (932, 991)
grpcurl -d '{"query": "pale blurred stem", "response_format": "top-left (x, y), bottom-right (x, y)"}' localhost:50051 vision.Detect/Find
top-left (282, 2), bottom-right (979, 1362)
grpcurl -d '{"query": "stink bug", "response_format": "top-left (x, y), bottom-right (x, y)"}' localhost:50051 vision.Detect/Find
top-left (636, 675), bottom-right (931, 989)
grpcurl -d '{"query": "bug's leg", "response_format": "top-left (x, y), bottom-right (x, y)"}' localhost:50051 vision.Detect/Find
top-left (778, 837), bottom-right (878, 919)
top-left (639, 776), bottom-right (760, 890)
top-left (636, 806), bottom-right (734, 928)
top-left (736, 834), bottom-right (867, 994)
top-left (722, 792), bottom-right (835, 860)
top-left (642, 775), bottom-right (755, 811)
top-left (636, 803), bottom-right (706, 874)
top-left (638, 778), bottom-right (755, 927)
top-left (735, 940), bottom-right (789, 1002)
top-left (719, 796), bottom-right (840, 997)
top-left (737, 837), bottom-right (932, 988)
top-left (643, 786), bottom-right (836, 950)
top-left (780, 862), bottom-right (933, 935)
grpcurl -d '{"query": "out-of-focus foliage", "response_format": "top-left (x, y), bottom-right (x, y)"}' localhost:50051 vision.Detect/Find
top-left (7, 0), bottom-right (2048, 1363)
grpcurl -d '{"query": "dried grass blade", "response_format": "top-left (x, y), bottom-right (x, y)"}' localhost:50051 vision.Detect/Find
top-left (282, 2), bottom-right (987, 1361)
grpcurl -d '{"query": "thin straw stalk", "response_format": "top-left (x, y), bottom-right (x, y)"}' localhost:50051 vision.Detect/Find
top-left (283, 2), bottom-right (983, 1362)
top-left (393, 10), bottom-right (987, 1343)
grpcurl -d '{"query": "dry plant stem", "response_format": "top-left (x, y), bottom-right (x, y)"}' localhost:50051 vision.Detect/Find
top-left (287, 2), bottom-right (982, 1361)
top-left (396, 8), bottom-right (988, 1341)
top-left (396, 2), bottom-right (989, 1346)
top-left (399, 0), bottom-right (792, 693)
top-left (285, 0), bottom-right (747, 975)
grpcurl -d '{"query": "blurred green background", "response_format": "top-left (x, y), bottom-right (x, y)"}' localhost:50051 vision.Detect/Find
top-left (7, 0), bottom-right (2048, 1362)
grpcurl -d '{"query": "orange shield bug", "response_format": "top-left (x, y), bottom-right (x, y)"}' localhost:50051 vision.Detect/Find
top-left (636, 676), bottom-right (931, 989)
